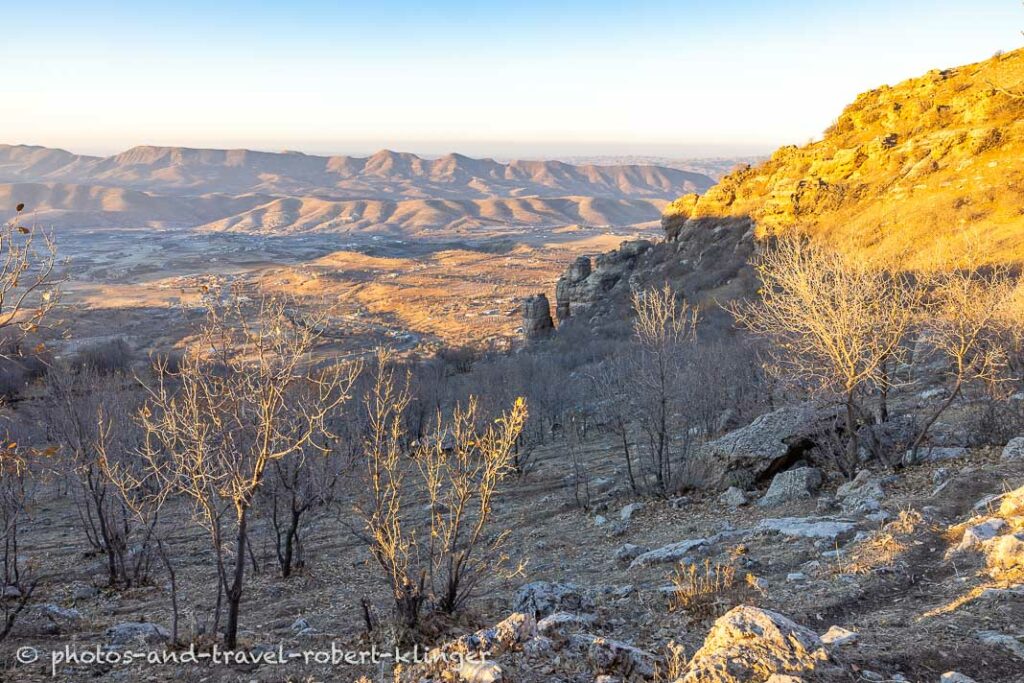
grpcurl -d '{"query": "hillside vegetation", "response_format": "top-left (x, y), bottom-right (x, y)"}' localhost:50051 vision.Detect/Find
top-left (664, 48), bottom-right (1024, 268)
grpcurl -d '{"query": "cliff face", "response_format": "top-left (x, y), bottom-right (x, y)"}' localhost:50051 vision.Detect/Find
top-left (554, 47), bottom-right (1024, 325)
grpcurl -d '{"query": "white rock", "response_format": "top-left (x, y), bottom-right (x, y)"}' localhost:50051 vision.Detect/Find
top-left (457, 660), bottom-right (503, 683)
top-left (955, 518), bottom-right (1007, 552)
top-left (594, 515), bottom-right (608, 527)
top-left (678, 606), bottom-right (834, 682)
top-left (1001, 437), bottom-right (1024, 461)
top-left (940, 672), bottom-right (978, 683)
top-left (786, 572), bottom-right (807, 583)
top-left (759, 467), bottom-right (823, 508)
top-left (719, 486), bottom-right (749, 508)
top-left (620, 502), bottom-right (644, 521)
top-left (820, 625), bottom-right (859, 647)
top-left (757, 517), bottom-right (856, 541)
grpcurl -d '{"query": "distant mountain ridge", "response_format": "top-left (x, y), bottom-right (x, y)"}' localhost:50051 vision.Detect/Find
top-left (0, 144), bottom-right (713, 202)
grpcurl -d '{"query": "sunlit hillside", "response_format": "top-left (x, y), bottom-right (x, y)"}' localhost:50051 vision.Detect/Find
top-left (664, 48), bottom-right (1024, 267)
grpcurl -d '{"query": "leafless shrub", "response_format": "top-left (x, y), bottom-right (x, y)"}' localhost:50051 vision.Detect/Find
top-left (908, 263), bottom-right (1020, 460)
top-left (43, 366), bottom-right (153, 587)
top-left (353, 350), bottom-right (527, 629)
top-left (134, 292), bottom-right (359, 648)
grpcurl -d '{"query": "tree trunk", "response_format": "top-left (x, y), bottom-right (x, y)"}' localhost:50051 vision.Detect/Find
top-left (224, 511), bottom-right (248, 649)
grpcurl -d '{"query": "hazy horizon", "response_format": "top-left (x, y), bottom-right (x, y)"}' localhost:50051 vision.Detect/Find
top-left (5, 0), bottom-right (1021, 157)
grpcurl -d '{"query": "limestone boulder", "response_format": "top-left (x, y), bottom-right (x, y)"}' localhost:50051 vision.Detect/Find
top-left (675, 606), bottom-right (834, 683)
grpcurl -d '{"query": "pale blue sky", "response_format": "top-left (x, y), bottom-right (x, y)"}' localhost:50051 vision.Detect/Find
top-left (3, 0), bottom-right (1022, 157)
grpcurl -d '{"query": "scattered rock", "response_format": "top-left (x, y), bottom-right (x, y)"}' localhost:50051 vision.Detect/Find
top-left (594, 515), bottom-right (608, 527)
top-left (719, 486), bottom-right (749, 508)
top-left (512, 582), bottom-right (593, 618)
top-left (940, 673), bottom-right (978, 683)
top-left (701, 405), bottom-right (838, 489)
top-left (820, 625), bottom-right (859, 647)
top-left (904, 446), bottom-right (968, 466)
top-left (955, 518), bottom-right (1007, 552)
top-left (786, 572), bottom-right (807, 583)
top-left (677, 606), bottom-right (834, 682)
top-left (521, 294), bottom-right (554, 340)
top-left (1001, 437), bottom-right (1024, 461)
top-left (757, 517), bottom-right (856, 542)
top-left (758, 467), bottom-right (823, 507)
top-left (457, 660), bottom-right (503, 683)
top-left (620, 502), bottom-right (644, 521)
top-left (105, 622), bottom-right (171, 645)
top-left (570, 634), bottom-right (657, 678)
top-left (291, 617), bottom-right (311, 633)
top-left (614, 544), bottom-right (649, 564)
top-left (976, 630), bottom-right (1024, 660)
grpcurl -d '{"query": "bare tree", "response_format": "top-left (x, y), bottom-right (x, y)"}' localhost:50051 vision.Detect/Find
top-left (630, 284), bottom-right (699, 494)
top-left (0, 206), bottom-right (62, 349)
top-left (136, 293), bottom-right (359, 648)
top-left (731, 237), bottom-right (923, 467)
top-left (43, 367), bottom-right (153, 587)
top-left (907, 264), bottom-right (1019, 460)
top-left (0, 205), bottom-right (62, 638)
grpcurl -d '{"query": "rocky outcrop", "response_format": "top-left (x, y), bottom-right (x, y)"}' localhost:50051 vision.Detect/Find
top-left (521, 293), bottom-right (554, 340)
top-left (554, 240), bottom-right (652, 322)
top-left (676, 606), bottom-right (835, 683)
top-left (701, 405), bottom-right (837, 489)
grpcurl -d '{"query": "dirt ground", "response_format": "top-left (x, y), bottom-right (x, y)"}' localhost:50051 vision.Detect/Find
top-left (4, 431), bottom-right (1023, 682)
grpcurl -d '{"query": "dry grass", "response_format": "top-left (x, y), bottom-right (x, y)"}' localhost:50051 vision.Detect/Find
top-left (667, 559), bottom-right (738, 619)
top-left (843, 509), bottom-right (924, 575)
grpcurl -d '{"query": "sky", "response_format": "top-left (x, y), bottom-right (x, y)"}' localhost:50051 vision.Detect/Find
top-left (2, 0), bottom-right (1022, 158)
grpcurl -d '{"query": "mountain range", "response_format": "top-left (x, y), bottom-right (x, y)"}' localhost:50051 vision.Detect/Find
top-left (0, 146), bottom-right (713, 234)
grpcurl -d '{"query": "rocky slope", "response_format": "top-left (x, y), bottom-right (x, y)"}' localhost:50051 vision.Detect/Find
top-left (552, 47), bottom-right (1024, 326)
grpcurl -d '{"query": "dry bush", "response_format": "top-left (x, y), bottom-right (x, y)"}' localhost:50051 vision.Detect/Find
top-left (135, 292), bottom-right (359, 648)
top-left (652, 640), bottom-right (688, 683)
top-left (43, 366), bottom-right (154, 587)
top-left (908, 261), bottom-right (1019, 461)
top-left (842, 509), bottom-right (923, 575)
top-left (668, 559), bottom-right (738, 620)
top-left (353, 350), bottom-right (527, 629)
top-left (732, 236), bottom-right (924, 468)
